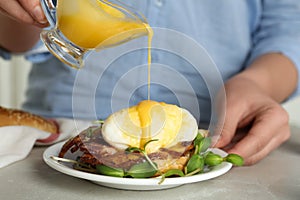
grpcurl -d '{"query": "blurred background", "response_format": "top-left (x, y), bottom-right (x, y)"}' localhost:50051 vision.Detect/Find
top-left (0, 56), bottom-right (31, 108)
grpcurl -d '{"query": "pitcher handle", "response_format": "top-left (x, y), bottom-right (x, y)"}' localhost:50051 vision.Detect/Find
top-left (40, 0), bottom-right (57, 26)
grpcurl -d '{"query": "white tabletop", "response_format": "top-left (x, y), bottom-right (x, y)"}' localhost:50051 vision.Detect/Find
top-left (0, 97), bottom-right (299, 200)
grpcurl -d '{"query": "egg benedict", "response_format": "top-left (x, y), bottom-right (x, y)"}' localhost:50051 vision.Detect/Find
top-left (58, 100), bottom-right (204, 176)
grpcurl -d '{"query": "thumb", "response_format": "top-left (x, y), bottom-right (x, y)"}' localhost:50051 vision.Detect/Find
top-left (213, 106), bottom-right (241, 149)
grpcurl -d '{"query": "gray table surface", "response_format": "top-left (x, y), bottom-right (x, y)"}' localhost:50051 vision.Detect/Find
top-left (0, 98), bottom-right (299, 200)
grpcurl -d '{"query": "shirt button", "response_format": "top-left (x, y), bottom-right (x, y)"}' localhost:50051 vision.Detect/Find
top-left (155, 0), bottom-right (163, 7)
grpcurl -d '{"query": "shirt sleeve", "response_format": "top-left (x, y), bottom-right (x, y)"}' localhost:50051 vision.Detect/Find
top-left (0, 47), bottom-right (12, 60)
top-left (24, 40), bottom-right (52, 63)
top-left (0, 40), bottom-right (52, 63)
top-left (247, 0), bottom-right (300, 97)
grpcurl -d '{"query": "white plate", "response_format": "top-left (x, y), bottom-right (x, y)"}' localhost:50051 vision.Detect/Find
top-left (43, 142), bottom-right (232, 190)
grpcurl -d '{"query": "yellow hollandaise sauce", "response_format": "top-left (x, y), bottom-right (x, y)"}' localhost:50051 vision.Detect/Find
top-left (56, 0), bottom-right (151, 49)
top-left (102, 100), bottom-right (195, 153)
top-left (57, 0), bottom-right (155, 145)
top-left (102, 99), bottom-right (199, 153)
top-left (135, 100), bottom-right (182, 149)
top-left (57, 0), bottom-right (153, 102)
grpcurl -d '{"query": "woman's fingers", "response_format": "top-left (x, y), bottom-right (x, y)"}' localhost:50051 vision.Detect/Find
top-left (0, 0), bottom-right (47, 26)
top-left (18, 0), bottom-right (47, 24)
top-left (214, 75), bottom-right (291, 165)
top-left (227, 104), bottom-right (290, 165)
top-left (214, 108), bottom-right (240, 148)
top-left (0, 0), bottom-right (33, 23)
top-left (244, 126), bottom-right (290, 165)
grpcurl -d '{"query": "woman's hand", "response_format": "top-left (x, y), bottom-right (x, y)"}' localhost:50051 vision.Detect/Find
top-left (215, 53), bottom-right (297, 165)
top-left (215, 76), bottom-right (291, 165)
top-left (0, 0), bottom-right (48, 52)
top-left (0, 0), bottom-right (48, 27)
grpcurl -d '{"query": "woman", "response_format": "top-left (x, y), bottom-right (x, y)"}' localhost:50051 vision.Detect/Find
top-left (1, 0), bottom-right (299, 165)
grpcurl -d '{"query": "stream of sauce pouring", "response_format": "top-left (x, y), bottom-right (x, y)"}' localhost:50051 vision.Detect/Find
top-left (138, 23), bottom-right (154, 148)
top-left (58, 0), bottom-right (155, 148)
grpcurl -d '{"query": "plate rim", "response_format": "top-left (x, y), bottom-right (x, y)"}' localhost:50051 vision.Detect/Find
top-left (43, 142), bottom-right (232, 187)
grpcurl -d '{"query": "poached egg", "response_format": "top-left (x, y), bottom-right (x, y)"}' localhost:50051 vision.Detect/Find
top-left (102, 100), bottom-right (198, 153)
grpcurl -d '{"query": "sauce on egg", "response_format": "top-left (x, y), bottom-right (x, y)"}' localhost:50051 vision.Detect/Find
top-left (102, 100), bottom-right (198, 153)
top-left (135, 100), bottom-right (182, 150)
top-left (136, 100), bottom-right (160, 148)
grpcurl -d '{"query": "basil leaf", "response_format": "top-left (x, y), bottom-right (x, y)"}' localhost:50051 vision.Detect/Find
top-left (193, 133), bottom-right (204, 146)
top-left (159, 169), bottom-right (185, 184)
top-left (127, 162), bottom-right (158, 178)
top-left (96, 165), bottom-right (124, 177)
top-left (186, 154), bottom-right (204, 174)
top-left (193, 133), bottom-right (211, 155)
top-left (199, 137), bottom-right (211, 153)
top-left (163, 169), bottom-right (185, 178)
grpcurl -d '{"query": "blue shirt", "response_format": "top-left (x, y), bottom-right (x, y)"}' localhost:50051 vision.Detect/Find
top-left (1, 0), bottom-right (300, 124)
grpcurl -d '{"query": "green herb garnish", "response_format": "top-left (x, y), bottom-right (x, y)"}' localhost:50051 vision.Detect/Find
top-left (125, 139), bottom-right (159, 171)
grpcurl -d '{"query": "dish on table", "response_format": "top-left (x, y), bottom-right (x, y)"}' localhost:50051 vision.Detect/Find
top-left (43, 142), bottom-right (232, 190)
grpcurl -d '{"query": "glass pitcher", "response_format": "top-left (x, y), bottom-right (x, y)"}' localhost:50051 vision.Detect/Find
top-left (40, 0), bottom-right (151, 69)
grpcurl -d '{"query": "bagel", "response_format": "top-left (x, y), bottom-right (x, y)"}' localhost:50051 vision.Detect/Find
top-left (0, 106), bottom-right (58, 134)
